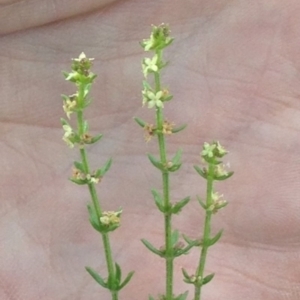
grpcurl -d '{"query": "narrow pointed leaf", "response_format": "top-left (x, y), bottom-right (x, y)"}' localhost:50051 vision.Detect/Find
top-left (90, 134), bottom-right (103, 144)
top-left (60, 118), bottom-right (70, 127)
top-left (141, 239), bottom-right (164, 257)
top-left (172, 149), bottom-right (182, 165)
top-left (194, 165), bottom-right (207, 179)
top-left (172, 124), bottom-right (187, 133)
top-left (115, 263), bottom-right (122, 284)
top-left (215, 171), bottom-right (234, 181)
top-left (118, 271), bottom-right (134, 290)
top-left (83, 120), bottom-right (89, 133)
top-left (134, 117), bottom-right (147, 128)
top-left (149, 296), bottom-right (155, 300)
top-left (74, 161), bottom-right (84, 172)
top-left (151, 189), bottom-right (165, 213)
top-left (61, 94), bottom-right (69, 101)
top-left (83, 83), bottom-right (92, 98)
top-left (168, 163), bottom-right (182, 172)
top-left (143, 80), bottom-right (153, 91)
top-left (175, 291), bottom-right (189, 300)
top-left (202, 273), bottom-right (215, 285)
top-left (69, 177), bottom-right (87, 185)
top-left (171, 196), bottom-right (190, 214)
top-left (197, 195), bottom-right (207, 210)
top-left (163, 94), bottom-right (173, 102)
top-left (171, 230), bottom-right (179, 246)
top-left (100, 158), bottom-right (113, 176)
top-left (206, 229), bottom-right (223, 246)
top-left (182, 234), bottom-right (201, 247)
top-left (85, 266), bottom-right (107, 288)
top-left (181, 268), bottom-right (190, 280)
top-left (147, 154), bottom-right (165, 171)
top-left (87, 203), bottom-right (101, 232)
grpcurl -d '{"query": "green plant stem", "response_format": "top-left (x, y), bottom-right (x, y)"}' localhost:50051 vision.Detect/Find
top-left (155, 49), bottom-right (174, 300)
top-left (77, 95), bottom-right (118, 300)
top-left (194, 163), bottom-right (214, 300)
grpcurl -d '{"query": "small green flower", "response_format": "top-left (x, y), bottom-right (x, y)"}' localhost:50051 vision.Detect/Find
top-left (62, 124), bottom-right (75, 148)
top-left (142, 55), bottom-right (159, 77)
top-left (201, 142), bottom-right (216, 158)
top-left (215, 141), bottom-right (227, 157)
top-left (201, 141), bottom-right (228, 160)
top-left (147, 90), bottom-right (164, 108)
top-left (63, 95), bottom-right (77, 119)
top-left (99, 210), bottom-right (122, 226)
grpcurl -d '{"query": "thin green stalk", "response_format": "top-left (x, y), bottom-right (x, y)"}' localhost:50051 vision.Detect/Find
top-left (194, 163), bottom-right (214, 300)
top-left (77, 95), bottom-right (117, 300)
top-left (154, 50), bottom-right (174, 300)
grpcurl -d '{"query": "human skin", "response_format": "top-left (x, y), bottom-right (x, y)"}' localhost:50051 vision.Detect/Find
top-left (1, 0), bottom-right (300, 299)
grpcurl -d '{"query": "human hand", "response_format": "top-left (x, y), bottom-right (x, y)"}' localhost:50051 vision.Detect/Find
top-left (1, 1), bottom-right (299, 299)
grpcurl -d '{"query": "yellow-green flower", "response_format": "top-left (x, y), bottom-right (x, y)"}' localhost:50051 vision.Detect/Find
top-left (142, 55), bottom-right (158, 77)
top-left (147, 91), bottom-right (164, 108)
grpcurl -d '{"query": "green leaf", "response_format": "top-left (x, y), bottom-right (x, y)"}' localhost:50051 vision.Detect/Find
top-left (62, 71), bottom-right (70, 80)
top-left (205, 229), bottom-right (223, 247)
top-left (134, 117), bottom-right (147, 128)
top-left (171, 229), bottom-right (179, 246)
top-left (142, 80), bottom-right (153, 91)
top-left (172, 149), bottom-right (182, 165)
top-left (214, 171), bottom-right (234, 181)
top-left (61, 94), bottom-right (69, 101)
top-left (168, 163), bottom-right (182, 172)
top-left (89, 134), bottom-right (103, 144)
top-left (85, 266), bottom-right (107, 288)
top-left (118, 271), bottom-right (135, 290)
top-left (163, 94), bottom-right (173, 102)
top-left (141, 239), bottom-right (164, 257)
top-left (174, 291), bottom-right (188, 300)
top-left (147, 154), bottom-right (165, 171)
top-left (74, 161), bottom-right (84, 172)
top-left (181, 268), bottom-right (190, 280)
top-left (60, 118), bottom-right (69, 127)
top-left (151, 189), bottom-right (165, 213)
top-left (202, 273), bottom-right (215, 285)
top-left (82, 120), bottom-right (89, 133)
top-left (172, 124), bottom-right (187, 134)
top-left (69, 177), bottom-right (87, 185)
top-left (148, 296), bottom-right (155, 300)
top-left (87, 203), bottom-right (101, 232)
top-left (83, 83), bottom-right (92, 98)
top-left (171, 196), bottom-right (190, 214)
top-left (182, 234), bottom-right (201, 247)
top-left (97, 158), bottom-right (112, 176)
top-left (194, 165), bottom-right (207, 179)
top-left (197, 195), bottom-right (207, 210)
top-left (115, 263), bottom-right (122, 285)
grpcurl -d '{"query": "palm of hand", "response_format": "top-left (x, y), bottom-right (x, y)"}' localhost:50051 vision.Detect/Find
top-left (1, 1), bottom-right (299, 299)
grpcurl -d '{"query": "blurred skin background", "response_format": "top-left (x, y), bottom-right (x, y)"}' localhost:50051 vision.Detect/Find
top-left (1, 0), bottom-right (300, 299)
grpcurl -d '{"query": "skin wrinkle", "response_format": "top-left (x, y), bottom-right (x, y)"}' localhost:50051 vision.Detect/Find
top-left (0, 0), bottom-right (122, 36)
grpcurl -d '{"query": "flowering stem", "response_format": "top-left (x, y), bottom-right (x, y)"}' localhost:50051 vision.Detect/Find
top-left (154, 49), bottom-right (174, 300)
top-left (76, 87), bottom-right (118, 300)
top-left (194, 163), bottom-right (214, 300)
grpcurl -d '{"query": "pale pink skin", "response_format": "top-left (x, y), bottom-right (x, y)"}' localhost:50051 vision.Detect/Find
top-left (1, 1), bottom-right (300, 299)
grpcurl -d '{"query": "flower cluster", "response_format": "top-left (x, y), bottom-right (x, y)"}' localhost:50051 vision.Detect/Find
top-left (140, 23), bottom-right (174, 52)
top-left (61, 53), bottom-right (102, 148)
top-left (99, 210), bottom-right (122, 227)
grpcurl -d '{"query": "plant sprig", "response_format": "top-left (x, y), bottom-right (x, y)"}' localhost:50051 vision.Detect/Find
top-left (135, 24), bottom-right (198, 300)
top-left (182, 141), bottom-right (233, 300)
top-left (61, 53), bottom-right (134, 300)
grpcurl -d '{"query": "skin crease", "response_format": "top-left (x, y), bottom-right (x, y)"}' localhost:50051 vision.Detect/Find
top-left (0, 0), bottom-right (300, 299)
